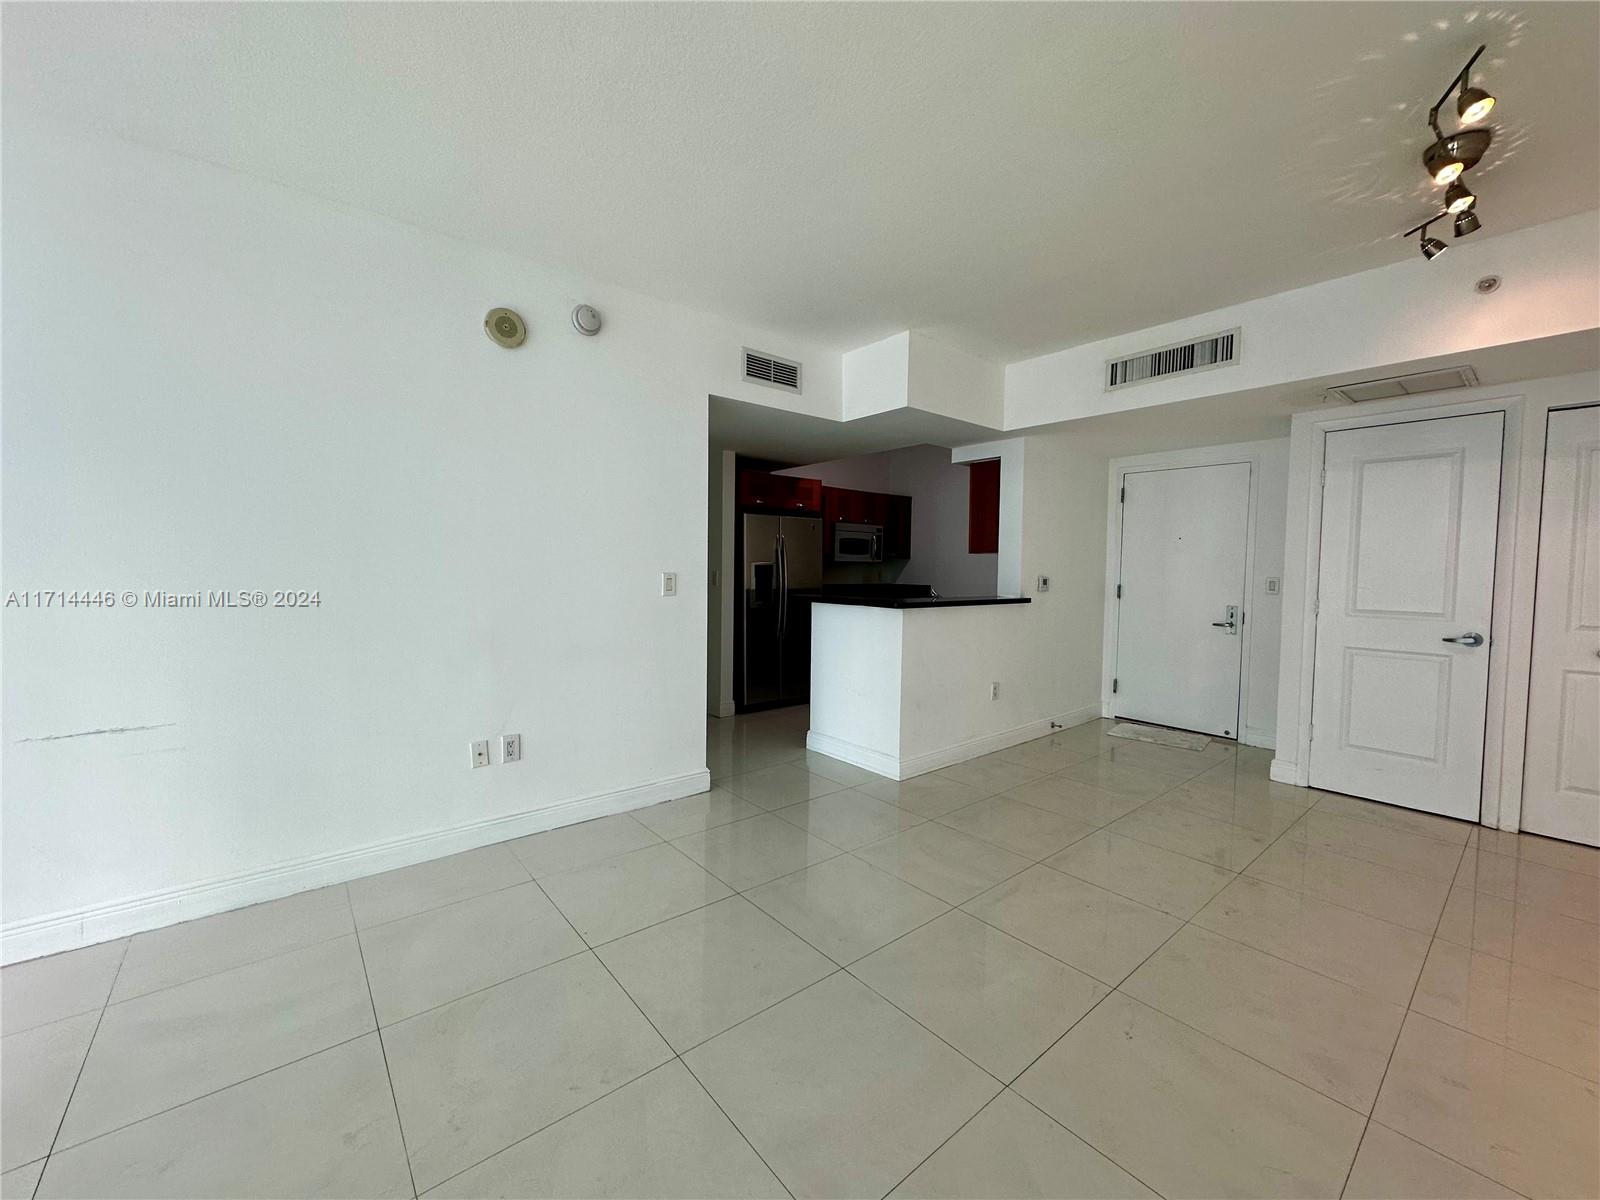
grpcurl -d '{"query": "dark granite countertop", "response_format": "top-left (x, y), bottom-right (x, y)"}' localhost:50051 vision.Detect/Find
top-left (804, 593), bottom-right (1031, 609)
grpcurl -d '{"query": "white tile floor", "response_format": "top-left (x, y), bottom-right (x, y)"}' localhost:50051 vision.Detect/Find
top-left (3, 707), bottom-right (1597, 1198)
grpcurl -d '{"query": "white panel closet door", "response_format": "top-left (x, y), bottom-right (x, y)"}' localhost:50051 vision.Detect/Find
top-left (1309, 412), bottom-right (1503, 819)
top-left (1522, 405), bottom-right (1600, 847)
top-left (1115, 461), bottom-right (1251, 738)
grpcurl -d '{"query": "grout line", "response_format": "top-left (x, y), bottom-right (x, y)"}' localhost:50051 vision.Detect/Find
top-left (34, 1029), bottom-right (377, 1167)
top-left (348, 890), bottom-right (421, 1199)
top-left (539, 872), bottom-right (798, 1200)
top-left (27, 937), bottom-right (130, 1199)
top-left (1339, 834), bottom-right (1473, 1198)
top-left (1004, 1084), bottom-right (1167, 1198)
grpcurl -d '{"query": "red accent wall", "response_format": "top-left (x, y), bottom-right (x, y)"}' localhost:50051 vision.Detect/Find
top-left (968, 459), bottom-right (1000, 554)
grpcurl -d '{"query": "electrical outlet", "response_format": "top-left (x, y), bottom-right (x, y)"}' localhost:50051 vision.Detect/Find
top-left (1036, 575), bottom-right (1051, 593)
top-left (469, 740), bottom-right (490, 769)
top-left (661, 572), bottom-right (677, 597)
top-left (990, 682), bottom-right (1000, 701)
top-left (500, 733), bottom-right (522, 764)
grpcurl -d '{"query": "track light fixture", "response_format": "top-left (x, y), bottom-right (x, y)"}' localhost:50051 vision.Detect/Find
top-left (1458, 85), bottom-right (1496, 125)
top-left (1404, 215), bottom-right (1449, 260)
top-left (1422, 45), bottom-right (1496, 187)
top-left (1399, 45), bottom-right (1498, 259)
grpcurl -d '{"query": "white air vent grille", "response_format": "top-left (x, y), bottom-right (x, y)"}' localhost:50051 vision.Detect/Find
top-left (1107, 328), bottom-right (1239, 391)
top-left (1324, 366), bottom-right (1479, 404)
top-left (743, 349), bottom-right (801, 393)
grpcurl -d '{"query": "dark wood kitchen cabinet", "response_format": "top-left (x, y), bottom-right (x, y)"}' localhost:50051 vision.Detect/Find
top-left (739, 470), bottom-right (821, 514)
top-left (883, 494), bottom-right (912, 559)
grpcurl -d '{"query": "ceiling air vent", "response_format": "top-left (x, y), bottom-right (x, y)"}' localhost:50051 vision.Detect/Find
top-left (743, 348), bottom-right (802, 393)
top-left (1106, 328), bottom-right (1239, 391)
top-left (1324, 366), bottom-right (1479, 404)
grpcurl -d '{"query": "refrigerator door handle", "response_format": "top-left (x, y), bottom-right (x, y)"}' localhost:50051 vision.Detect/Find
top-left (777, 534), bottom-right (788, 638)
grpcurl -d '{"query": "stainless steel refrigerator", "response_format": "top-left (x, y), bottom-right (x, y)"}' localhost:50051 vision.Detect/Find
top-left (740, 514), bottom-right (823, 708)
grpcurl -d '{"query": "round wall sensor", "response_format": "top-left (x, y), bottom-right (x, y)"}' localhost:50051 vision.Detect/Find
top-left (1475, 275), bottom-right (1502, 295)
top-left (571, 304), bottom-right (602, 336)
top-left (484, 307), bottom-right (527, 348)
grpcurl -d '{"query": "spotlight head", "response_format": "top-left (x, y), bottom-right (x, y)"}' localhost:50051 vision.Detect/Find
top-left (1457, 86), bottom-right (1496, 125)
top-left (1455, 209), bottom-right (1482, 237)
top-left (1421, 235), bottom-right (1448, 260)
top-left (1445, 180), bottom-right (1476, 214)
top-left (1423, 128), bottom-right (1493, 185)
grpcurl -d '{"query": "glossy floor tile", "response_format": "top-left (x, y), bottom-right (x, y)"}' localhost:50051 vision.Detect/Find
top-left (1, 941), bottom-right (126, 1036)
top-left (1015, 993), bottom-right (1366, 1199)
top-left (357, 882), bottom-right (585, 1026)
top-left (6, 709), bottom-right (1597, 1199)
top-left (683, 973), bottom-right (1000, 1199)
top-left (594, 896), bottom-right (834, 1051)
top-left (853, 822), bottom-right (1032, 904)
top-left (1373, 1011), bottom-right (1600, 1199)
top-left (426, 1061), bottom-right (786, 1199)
top-left (851, 911), bottom-right (1106, 1081)
top-left (381, 953), bottom-right (670, 1192)
top-left (58, 936), bottom-right (374, 1149)
top-left (888, 1089), bottom-right (1154, 1199)
top-left (36, 1035), bottom-right (411, 1199)
top-left (536, 841), bottom-right (732, 944)
top-left (744, 854), bottom-right (948, 965)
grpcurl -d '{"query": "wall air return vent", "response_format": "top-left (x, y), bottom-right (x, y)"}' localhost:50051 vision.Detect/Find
top-left (1106, 328), bottom-right (1239, 391)
top-left (1323, 365), bottom-right (1479, 404)
top-left (743, 348), bottom-right (802, 393)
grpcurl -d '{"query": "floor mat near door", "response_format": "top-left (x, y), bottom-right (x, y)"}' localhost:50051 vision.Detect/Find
top-left (1107, 722), bottom-right (1211, 751)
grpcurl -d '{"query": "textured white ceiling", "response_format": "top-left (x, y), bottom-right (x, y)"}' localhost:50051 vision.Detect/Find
top-left (5, 2), bottom-right (1595, 360)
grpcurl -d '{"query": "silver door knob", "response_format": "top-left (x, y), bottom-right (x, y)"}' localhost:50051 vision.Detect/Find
top-left (1441, 632), bottom-right (1485, 647)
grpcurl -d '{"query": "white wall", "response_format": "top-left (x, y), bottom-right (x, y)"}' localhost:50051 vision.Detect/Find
top-left (1005, 212), bottom-right (1600, 430)
top-left (1273, 371), bottom-right (1600, 832)
top-left (1, 115), bottom-right (842, 961)
top-left (887, 446), bottom-right (997, 597)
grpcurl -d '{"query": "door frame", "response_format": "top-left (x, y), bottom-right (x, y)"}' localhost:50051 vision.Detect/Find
top-left (1275, 388), bottom-right (1535, 830)
top-left (1102, 440), bottom-right (1276, 746)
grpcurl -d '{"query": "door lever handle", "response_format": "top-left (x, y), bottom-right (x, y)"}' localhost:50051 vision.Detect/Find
top-left (1441, 632), bottom-right (1485, 647)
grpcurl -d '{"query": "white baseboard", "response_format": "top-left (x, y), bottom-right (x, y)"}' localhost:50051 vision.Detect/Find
top-left (1, 768), bottom-right (711, 966)
top-left (1269, 758), bottom-right (1301, 786)
top-left (805, 730), bottom-right (902, 779)
top-left (809, 704), bottom-right (1103, 782)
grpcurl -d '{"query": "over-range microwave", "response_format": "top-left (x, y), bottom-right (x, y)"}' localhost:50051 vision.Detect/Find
top-left (833, 522), bottom-right (884, 563)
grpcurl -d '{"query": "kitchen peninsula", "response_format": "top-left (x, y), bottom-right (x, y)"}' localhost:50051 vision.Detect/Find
top-left (806, 593), bottom-right (1041, 780)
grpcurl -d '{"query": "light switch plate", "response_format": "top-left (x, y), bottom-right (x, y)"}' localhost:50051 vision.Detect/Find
top-left (661, 572), bottom-right (677, 597)
top-left (1265, 576), bottom-right (1281, 595)
top-left (500, 733), bottom-right (522, 764)
top-left (1036, 575), bottom-right (1051, 593)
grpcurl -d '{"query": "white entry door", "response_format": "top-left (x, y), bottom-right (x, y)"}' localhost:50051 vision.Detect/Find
top-left (1522, 405), bottom-right (1600, 846)
top-left (1115, 461), bottom-right (1251, 738)
top-left (1309, 412), bottom-right (1503, 819)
